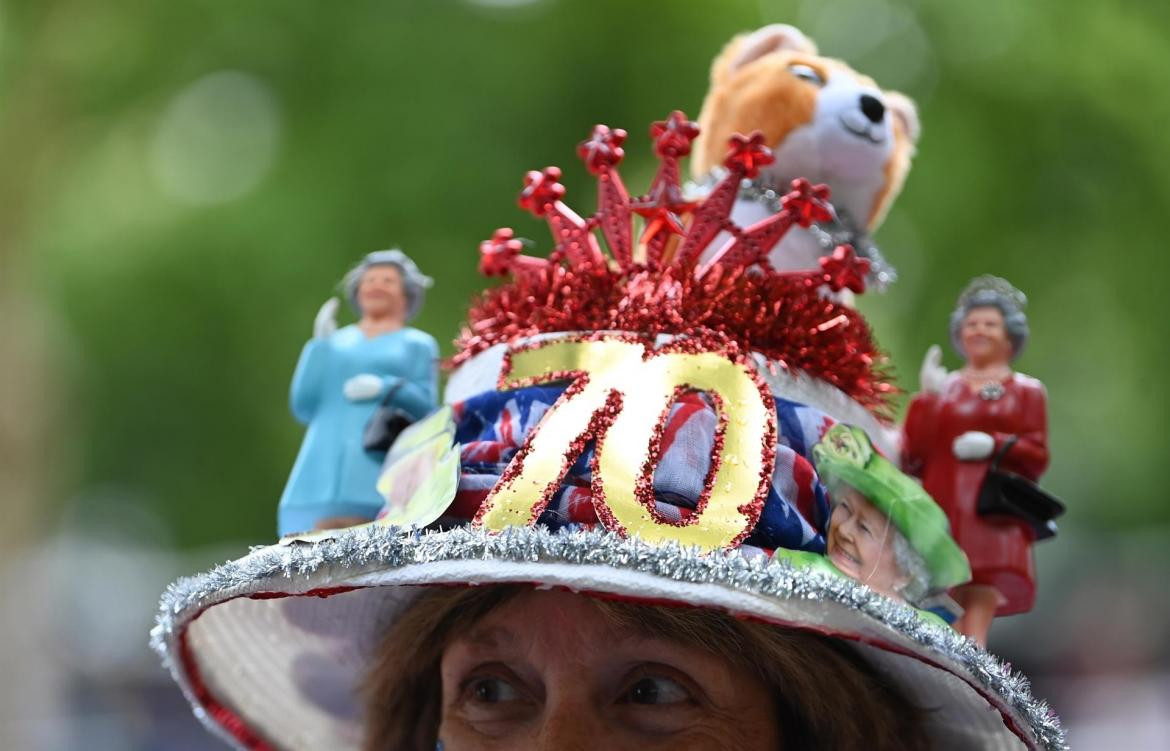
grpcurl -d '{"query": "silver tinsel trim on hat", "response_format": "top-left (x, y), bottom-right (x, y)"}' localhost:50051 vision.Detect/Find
top-left (152, 525), bottom-right (1066, 750)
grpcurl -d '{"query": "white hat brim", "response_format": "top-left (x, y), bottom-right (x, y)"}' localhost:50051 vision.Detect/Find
top-left (152, 525), bottom-right (1065, 751)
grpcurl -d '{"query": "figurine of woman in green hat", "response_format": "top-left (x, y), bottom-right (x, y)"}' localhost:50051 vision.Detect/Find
top-left (780, 424), bottom-right (970, 619)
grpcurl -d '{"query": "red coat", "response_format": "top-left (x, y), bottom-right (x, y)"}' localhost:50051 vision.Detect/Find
top-left (902, 373), bottom-right (1049, 615)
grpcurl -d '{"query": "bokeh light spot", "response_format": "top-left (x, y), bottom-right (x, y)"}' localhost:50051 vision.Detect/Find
top-left (797, 0), bottom-right (936, 96)
top-left (150, 70), bottom-right (282, 205)
top-left (932, 0), bottom-right (1021, 64)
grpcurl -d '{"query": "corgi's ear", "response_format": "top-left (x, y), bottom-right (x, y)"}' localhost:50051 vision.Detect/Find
top-left (713, 24), bottom-right (818, 84)
top-left (885, 91), bottom-right (921, 144)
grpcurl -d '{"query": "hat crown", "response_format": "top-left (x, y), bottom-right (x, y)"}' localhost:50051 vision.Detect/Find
top-left (458, 112), bottom-right (893, 414)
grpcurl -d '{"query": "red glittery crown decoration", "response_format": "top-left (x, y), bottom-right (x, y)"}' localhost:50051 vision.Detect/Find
top-left (460, 111), bottom-right (893, 413)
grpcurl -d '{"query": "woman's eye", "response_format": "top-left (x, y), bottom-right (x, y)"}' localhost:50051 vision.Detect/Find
top-left (468, 677), bottom-right (521, 704)
top-left (624, 676), bottom-right (691, 706)
top-left (787, 63), bottom-right (825, 86)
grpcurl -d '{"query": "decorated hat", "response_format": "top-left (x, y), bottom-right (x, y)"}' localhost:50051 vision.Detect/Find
top-left (813, 423), bottom-right (972, 592)
top-left (152, 113), bottom-right (1065, 751)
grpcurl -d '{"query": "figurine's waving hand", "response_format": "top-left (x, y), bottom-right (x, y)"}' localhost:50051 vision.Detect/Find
top-left (918, 344), bottom-right (948, 393)
top-left (313, 297), bottom-right (339, 340)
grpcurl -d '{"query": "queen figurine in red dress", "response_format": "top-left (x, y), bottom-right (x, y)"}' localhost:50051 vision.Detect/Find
top-left (902, 275), bottom-right (1049, 645)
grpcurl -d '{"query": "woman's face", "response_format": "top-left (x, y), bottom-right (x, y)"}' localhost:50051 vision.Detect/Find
top-left (357, 264), bottom-right (406, 320)
top-left (959, 305), bottom-right (1011, 367)
top-left (436, 589), bottom-right (781, 750)
top-left (826, 485), bottom-right (908, 600)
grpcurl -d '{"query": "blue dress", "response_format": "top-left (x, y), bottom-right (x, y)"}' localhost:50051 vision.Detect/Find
top-left (278, 324), bottom-right (438, 536)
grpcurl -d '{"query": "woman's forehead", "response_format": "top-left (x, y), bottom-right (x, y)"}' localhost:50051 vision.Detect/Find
top-left (457, 590), bottom-right (630, 645)
top-left (445, 602), bottom-right (660, 671)
top-left (963, 305), bottom-right (1003, 321)
top-left (447, 589), bottom-right (719, 659)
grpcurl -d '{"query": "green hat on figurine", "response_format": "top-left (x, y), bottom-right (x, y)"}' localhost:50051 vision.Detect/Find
top-left (813, 424), bottom-right (971, 593)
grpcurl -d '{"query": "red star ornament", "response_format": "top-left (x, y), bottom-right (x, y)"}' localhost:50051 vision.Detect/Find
top-left (723, 132), bottom-right (774, 178)
top-left (518, 167), bottom-right (566, 218)
top-left (781, 179), bottom-right (834, 227)
top-left (650, 111), bottom-right (700, 158)
top-left (819, 244), bottom-right (870, 294)
top-left (578, 125), bottom-right (627, 174)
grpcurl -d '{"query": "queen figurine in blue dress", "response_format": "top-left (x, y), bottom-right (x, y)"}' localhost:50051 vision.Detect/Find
top-left (278, 249), bottom-right (439, 536)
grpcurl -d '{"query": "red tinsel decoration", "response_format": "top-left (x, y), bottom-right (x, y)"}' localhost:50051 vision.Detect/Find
top-left (454, 259), bottom-right (896, 415)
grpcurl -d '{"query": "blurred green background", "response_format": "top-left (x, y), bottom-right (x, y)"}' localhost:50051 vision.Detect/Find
top-left (1, 0), bottom-right (1168, 748)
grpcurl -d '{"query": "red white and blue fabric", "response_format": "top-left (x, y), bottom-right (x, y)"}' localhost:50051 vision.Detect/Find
top-left (447, 385), bottom-right (835, 553)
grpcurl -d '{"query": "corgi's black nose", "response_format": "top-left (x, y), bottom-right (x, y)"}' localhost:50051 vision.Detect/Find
top-left (859, 94), bottom-right (885, 124)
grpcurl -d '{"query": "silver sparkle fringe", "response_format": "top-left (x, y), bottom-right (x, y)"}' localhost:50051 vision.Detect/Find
top-left (152, 525), bottom-right (1066, 750)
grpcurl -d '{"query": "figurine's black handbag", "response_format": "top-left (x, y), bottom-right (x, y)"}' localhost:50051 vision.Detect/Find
top-left (362, 380), bottom-right (414, 453)
top-left (976, 436), bottom-right (1066, 541)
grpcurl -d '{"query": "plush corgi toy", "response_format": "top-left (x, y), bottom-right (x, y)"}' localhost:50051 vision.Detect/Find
top-left (693, 24), bottom-right (920, 277)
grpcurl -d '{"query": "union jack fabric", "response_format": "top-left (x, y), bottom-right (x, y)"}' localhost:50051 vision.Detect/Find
top-left (446, 385), bottom-right (838, 553)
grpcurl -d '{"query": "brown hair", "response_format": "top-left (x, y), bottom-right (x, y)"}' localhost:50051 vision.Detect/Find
top-left (363, 584), bottom-right (928, 751)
